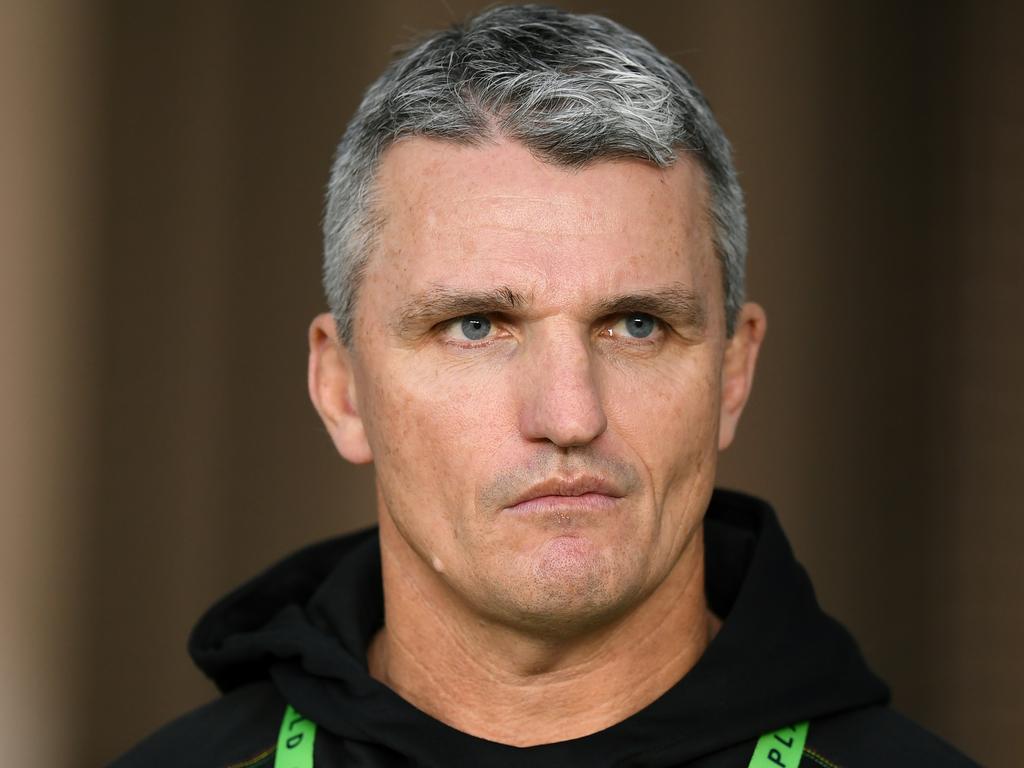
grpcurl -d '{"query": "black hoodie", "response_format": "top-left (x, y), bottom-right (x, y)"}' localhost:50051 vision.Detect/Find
top-left (112, 490), bottom-right (976, 767)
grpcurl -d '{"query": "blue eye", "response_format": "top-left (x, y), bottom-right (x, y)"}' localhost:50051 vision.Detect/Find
top-left (460, 315), bottom-right (492, 340)
top-left (624, 313), bottom-right (656, 338)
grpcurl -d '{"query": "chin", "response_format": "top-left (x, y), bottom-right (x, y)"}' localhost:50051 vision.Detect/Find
top-left (487, 536), bottom-right (646, 636)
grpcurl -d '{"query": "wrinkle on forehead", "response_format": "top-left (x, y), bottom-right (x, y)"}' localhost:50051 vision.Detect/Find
top-left (364, 138), bottom-right (721, 327)
top-left (433, 195), bottom-right (622, 237)
top-left (374, 138), bottom-right (710, 243)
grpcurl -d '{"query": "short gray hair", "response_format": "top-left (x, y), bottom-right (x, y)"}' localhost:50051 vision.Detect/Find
top-left (323, 4), bottom-right (746, 343)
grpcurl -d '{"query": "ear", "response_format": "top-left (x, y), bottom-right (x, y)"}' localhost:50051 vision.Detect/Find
top-left (718, 302), bottom-right (767, 451)
top-left (308, 312), bottom-right (374, 464)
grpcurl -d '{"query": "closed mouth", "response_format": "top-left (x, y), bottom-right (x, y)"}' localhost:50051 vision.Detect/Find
top-left (504, 475), bottom-right (624, 514)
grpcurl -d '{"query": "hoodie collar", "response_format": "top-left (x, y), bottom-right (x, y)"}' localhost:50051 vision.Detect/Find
top-left (191, 489), bottom-right (888, 767)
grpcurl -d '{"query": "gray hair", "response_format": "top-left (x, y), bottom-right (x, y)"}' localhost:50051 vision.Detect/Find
top-left (323, 4), bottom-right (746, 343)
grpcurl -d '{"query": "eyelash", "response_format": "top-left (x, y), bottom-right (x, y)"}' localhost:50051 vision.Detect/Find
top-left (439, 314), bottom-right (507, 348)
top-left (601, 313), bottom-right (665, 342)
top-left (438, 313), bottom-right (667, 347)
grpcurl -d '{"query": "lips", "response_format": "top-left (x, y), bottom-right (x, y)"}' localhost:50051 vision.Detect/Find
top-left (504, 475), bottom-right (625, 514)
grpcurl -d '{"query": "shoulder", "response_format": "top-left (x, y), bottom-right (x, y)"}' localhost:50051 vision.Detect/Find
top-left (109, 681), bottom-right (284, 768)
top-left (803, 706), bottom-right (979, 767)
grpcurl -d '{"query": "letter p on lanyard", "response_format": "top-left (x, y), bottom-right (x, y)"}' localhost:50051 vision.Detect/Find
top-left (748, 722), bottom-right (810, 768)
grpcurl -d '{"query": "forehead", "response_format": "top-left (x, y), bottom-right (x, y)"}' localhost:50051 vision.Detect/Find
top-left (365, 137), bottom-right (717, 313)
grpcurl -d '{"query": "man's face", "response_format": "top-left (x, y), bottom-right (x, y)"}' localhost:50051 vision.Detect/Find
top-left (318, 138), bottom-right (758, 633)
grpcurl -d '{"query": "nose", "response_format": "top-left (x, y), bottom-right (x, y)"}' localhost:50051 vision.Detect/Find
top-left (517, 329), bottom-right (608, 448)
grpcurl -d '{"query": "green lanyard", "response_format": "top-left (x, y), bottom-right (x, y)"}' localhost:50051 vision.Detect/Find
top-left (275, 705), bottom-right (315, 768)
top-left (274, 705), bottom-right (808, 768)
top-left (749, 721), bottom-right (809, 768)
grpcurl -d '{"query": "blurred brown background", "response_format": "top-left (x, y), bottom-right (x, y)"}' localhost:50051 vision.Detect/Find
top-left (2, 1), bottom-right (1022, 765)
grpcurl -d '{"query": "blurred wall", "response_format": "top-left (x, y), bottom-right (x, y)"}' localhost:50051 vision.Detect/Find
top-left (2, 1), bottom-right (1021, 766)
top-left (0, 1), bottom-right (97, 765)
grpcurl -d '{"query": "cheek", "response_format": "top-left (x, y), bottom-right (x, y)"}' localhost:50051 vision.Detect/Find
top-left (361, 357), bottom-right (513, 523)
top-left (605, 353), bottom-right (721, 478)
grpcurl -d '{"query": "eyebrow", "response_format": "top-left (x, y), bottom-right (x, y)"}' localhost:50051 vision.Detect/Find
top-left (592, 284), bottom-right (707, 332)
top-left (394, 285), bottom-right (529, 338)
top-left (393, 281), bottom-right (707, 338)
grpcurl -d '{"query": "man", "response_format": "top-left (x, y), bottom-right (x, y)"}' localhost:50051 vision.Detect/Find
top-left (114, 6), bottom-right (974, 767)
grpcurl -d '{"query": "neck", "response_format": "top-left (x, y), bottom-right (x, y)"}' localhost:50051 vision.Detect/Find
top-left (367, 513), bottom-right (719, 747)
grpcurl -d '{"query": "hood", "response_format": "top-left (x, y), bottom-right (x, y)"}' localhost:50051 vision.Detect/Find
top-left (189, 489), bottom-right (889, 767)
